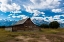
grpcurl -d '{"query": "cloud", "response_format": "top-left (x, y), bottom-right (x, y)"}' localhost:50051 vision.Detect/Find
top-left (59, 15), bottom-right (64, 17)
top-left (52, 9), bottom-right (62, 13)
top-left (46, 15), bottom-right (64, 23)
top-left (31, 14), bottom-right (64, 23)
top-left (0, 0), bottom-right (64, 23)
top-left (10, 11), bottom-right (22, 13)
top-left (0, 0), bottom-right (21, 12)
top-left (30, 0), bottom-right (61, 9)
top-left (8, 14), bottom-right (13, 16)
top-left (12, 15), bottom-right (16, 18)
top-left (23, 0), bottom-right (61, 12)
top-left (33, 10), bottom-right (45, 16)
top-left (31, 17), bottom-right (44, 20)
top-left (23, 4), bottom-right (45, 16)
top-left (12, 15), bottom-right (28, 19)
top-left (0, 19), bottom-right (2, 20)
top-left (61, 19), bottom-right (64, 23)
top-left (53, 15), bottom-right (60, 19)
top-left (23, 0), bottom-right (62, 17)
top-left (23, 5), bottom-right (33, 13)
top-left (45, 16), bottom-right (54, 22)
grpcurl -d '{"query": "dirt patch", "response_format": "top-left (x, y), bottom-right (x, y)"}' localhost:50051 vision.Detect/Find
top-left (14, 35), bottom-right (51, 42)
top-left (6, 34), bottom-right (64, 42)
top-left (45, 34), bottom-right (64, 42)
top-left (38, 35), bottom-right (51, 42)
top-left (15, 36), bottom-right (34, 42)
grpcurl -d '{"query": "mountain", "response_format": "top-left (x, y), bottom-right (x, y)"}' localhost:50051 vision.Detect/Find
top-left (32, 19), bottom-right (64, 28)
top-left (32, 19), bottom-right (49, 26)
top-left (60, 23), bottom-right (64, 28)
top-left (0, 19), bottom-right (64, 28)
top-left (0, 19), bottom-right (49, 26)
top-left (0, 19), bottom-right (17, 26)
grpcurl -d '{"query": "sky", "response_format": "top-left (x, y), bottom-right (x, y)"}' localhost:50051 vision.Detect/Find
top-left (0, 0), bottom-right (64, 23)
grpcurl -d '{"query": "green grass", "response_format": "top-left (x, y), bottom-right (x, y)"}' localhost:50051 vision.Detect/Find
top-left (0, 28), bottom-right (64, 42)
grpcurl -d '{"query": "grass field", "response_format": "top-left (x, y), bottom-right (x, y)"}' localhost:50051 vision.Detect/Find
top-left (0, 28), bottom-right (64, 42)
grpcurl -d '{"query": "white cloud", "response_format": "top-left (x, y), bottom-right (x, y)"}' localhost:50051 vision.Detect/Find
top-left (23, 0), bottom-right (61, 13)
top-left (42, 15), bottom-right (45, 17)
top-left (8, 14), bottom-right (13, 16)
top-left (31, 14), bottom-right (64, 23)
top-left (59, 15), bottom-right (64, 17)
top-left (17, 15), bottom-right (28, 19)
top-left (12, 15), bottom-right (16, 18)
top-left (33, 10), bottom-right (45, 16)
top-left (10, 11), bottom-right (22, 13)
top-left (52, 9), bottom-right (62, 13)
top-left (0, 0), bottom-right (21, 12)
top-left (23, 5), bottom-right (33, 13)
top-left (0, 19), bottom-right (2, 20)
top-left (60, 19), bottom-right (64, 23)
top-left (23, 4), bottom-right (45, 16)
top-left (12, 15), bottom-right (28, 19)
top-left (31, 17), bottom-right (44, 20)
top-left (46, 16), bottom-right (54, 22)
top-left (53, 15), bottom-right (60, 19)
top-left (31, 17), bottom-right (52, 22)
top-left (23, 0), bottom-right (62, 16)
top-left (45, 15), bottom-right (64, 23)
top-left (30, 0), bottom-right (61, 9)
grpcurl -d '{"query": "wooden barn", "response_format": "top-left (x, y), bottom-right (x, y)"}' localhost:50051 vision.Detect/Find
top-left (5, 18), bottom-right (40, 31)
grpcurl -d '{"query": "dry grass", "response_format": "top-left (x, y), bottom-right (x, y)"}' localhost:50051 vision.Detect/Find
top-left (0, 28), bottom-right (64, 42)
top-left (45, 34), bottom-right (64, 42)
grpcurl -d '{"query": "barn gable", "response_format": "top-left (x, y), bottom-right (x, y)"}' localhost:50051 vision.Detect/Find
top-left (23, 18), bottom-right (37, 28)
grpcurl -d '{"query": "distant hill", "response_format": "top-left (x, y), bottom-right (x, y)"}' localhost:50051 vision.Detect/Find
top-left (60, 23), bottom-right (64, 28)
top-left (0, 19), bottom-right (17, 26)
top-left (0, 19), bottom-right (64, 28)
top-left (32, 19), bottom-right (49, 26)
top-left (32, 19), bottom-right (64, 28)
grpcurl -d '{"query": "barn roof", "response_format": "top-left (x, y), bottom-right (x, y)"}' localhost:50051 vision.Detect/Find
top-left (14, 18), bottom-right (30, 25)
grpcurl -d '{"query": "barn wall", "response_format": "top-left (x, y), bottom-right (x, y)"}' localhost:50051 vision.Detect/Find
top-left (12, 24), bottom-right (25, 31)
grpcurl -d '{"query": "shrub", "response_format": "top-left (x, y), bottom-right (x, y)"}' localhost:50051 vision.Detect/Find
top-left (49, 21), bottom-right (60, 29)
top-left (40, 24), bottom-right (49, 28)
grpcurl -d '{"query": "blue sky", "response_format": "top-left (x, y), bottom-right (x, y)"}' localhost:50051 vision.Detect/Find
top-left (0, 0), bottom-right (64, 23)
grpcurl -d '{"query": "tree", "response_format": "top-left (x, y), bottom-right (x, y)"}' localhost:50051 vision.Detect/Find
top-left (40, 24), bottom-right (49, 28)
top-left (49, 21), bottom-right (60, 28)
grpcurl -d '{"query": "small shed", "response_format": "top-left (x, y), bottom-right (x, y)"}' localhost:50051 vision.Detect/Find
top-left (5, 26), bottom-right (12, 31)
